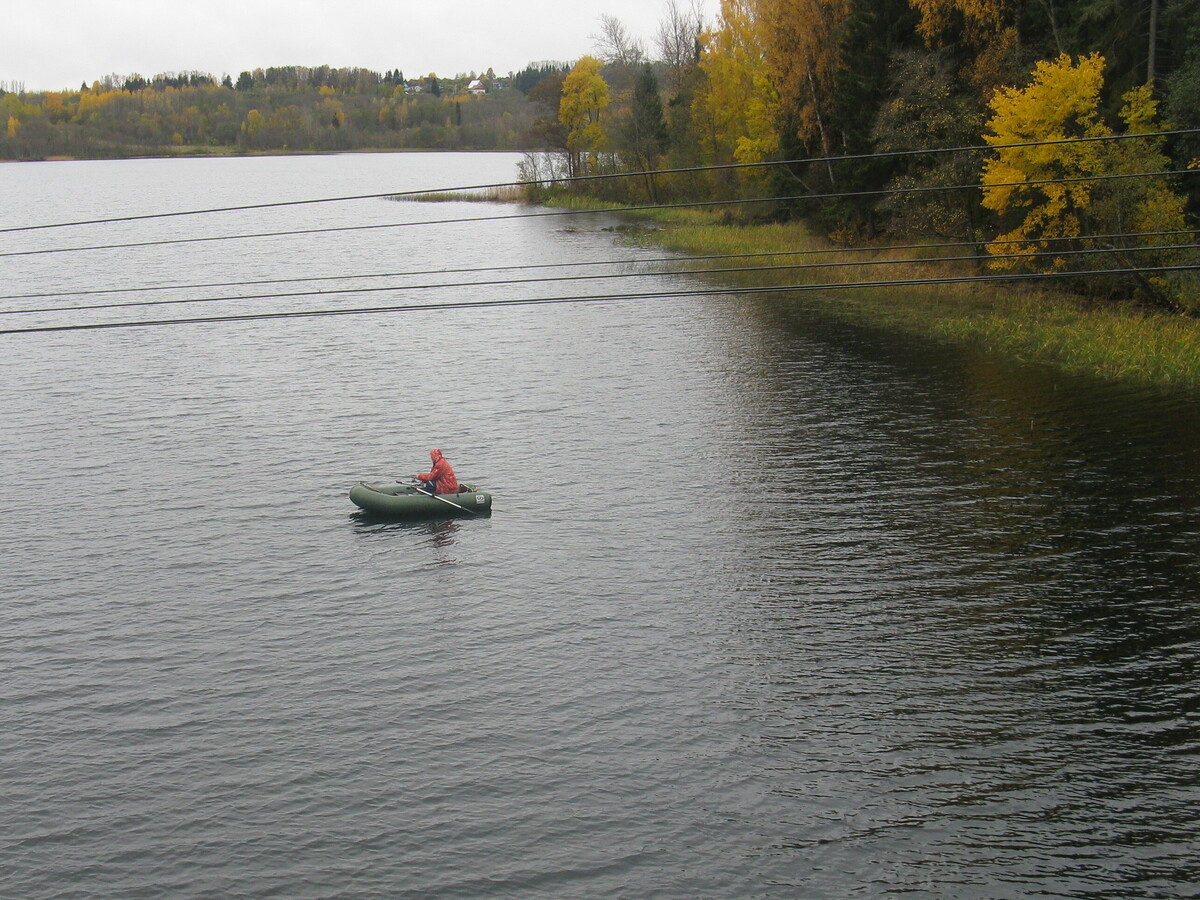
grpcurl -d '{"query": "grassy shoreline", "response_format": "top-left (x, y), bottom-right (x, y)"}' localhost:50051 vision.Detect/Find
top-left (613, 211), bottom-right (1200, 390)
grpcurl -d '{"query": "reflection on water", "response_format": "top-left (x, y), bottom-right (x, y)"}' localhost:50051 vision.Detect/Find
top-left (420, 519), bottom-right (463, 566)
top-left (688, 292), bottom-right (1200, 895)
top-left (351, 514), bottom-right (466, 565)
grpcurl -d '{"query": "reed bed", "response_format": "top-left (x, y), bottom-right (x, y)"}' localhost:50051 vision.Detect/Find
top-left (391, 184), bottom-right (528, 202)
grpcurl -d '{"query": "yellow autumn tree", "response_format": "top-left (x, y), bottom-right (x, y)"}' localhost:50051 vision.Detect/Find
top-left (755, 0), bottom-right (849, 161)
top-left (982, 53), bottom-right (1193, 310)
top-left (559, 55), bottom-right (610, 178)
top-left (692, 0), bottom-right (779, 195)
top-left (321, 96), bottom-right (346, 130)
top-left (43, 92), bottom-right (66, 118)
top-left (982, 53), bottom-right (1110, 267)
top-left (1090, 83), bottom-right (1193, 311)
top-left (75, 89), bottom-right (119, 120)
top-left (241, 109), bottom-right (266, 147)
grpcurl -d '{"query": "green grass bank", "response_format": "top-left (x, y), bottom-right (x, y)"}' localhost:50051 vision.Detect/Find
top-left (618, 213), bottom-right (1200, 391)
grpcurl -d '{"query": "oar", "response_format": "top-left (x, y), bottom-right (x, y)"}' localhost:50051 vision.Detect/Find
top-left (403, 478), bottom-right (476, 515)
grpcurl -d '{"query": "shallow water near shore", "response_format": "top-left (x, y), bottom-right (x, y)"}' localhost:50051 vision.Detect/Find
top-left (2, 153), bottom-right (1199, 898)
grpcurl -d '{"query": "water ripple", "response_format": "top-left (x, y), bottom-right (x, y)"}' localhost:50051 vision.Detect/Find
top-left (2, 155), bottom-right (1200, 899)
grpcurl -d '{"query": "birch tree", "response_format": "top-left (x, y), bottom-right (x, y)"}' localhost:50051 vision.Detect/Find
top-left (559, 56), bottom-right (611, 177)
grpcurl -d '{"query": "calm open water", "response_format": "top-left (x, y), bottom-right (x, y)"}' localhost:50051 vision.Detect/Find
top-left (2, 153), bottom-right (1199, 899)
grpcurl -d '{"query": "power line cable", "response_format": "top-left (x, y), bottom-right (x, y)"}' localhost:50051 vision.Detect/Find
top-left (4, 241), bottom-right (1195, 318)
top-left (5, 168), bottom-right (1196, 260)
top-left (4, 263), bottom-right (1197, 337)
top-left (2, 229), bottom-right (1193, 303)
top-left (3, 127), bottom-right (1198, 234)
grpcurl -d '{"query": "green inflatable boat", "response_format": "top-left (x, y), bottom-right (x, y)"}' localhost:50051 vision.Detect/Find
top-left (349, 481), bottom-right (493, 518)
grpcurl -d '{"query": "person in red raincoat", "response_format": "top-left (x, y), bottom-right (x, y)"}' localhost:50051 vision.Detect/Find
top-left (416, 448), bottom-right (458, 495)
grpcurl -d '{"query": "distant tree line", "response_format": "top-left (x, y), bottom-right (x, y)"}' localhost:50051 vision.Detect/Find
top-left (0, 64), bottom-right (556, 159)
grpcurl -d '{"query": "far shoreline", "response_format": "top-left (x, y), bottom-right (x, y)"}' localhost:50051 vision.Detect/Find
top-left (0, 146), bottom-right (536, 164)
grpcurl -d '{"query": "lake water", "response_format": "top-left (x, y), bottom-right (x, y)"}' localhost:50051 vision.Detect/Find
top-left (2, 153), bottom-right (1199, 899)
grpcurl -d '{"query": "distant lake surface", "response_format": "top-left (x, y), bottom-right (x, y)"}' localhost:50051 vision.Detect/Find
top-left (2, 152), bottom-right (1199, 899)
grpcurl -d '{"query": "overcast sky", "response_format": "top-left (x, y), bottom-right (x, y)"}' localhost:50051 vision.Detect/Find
top-left (2, 0), bottom-right (709, 91)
